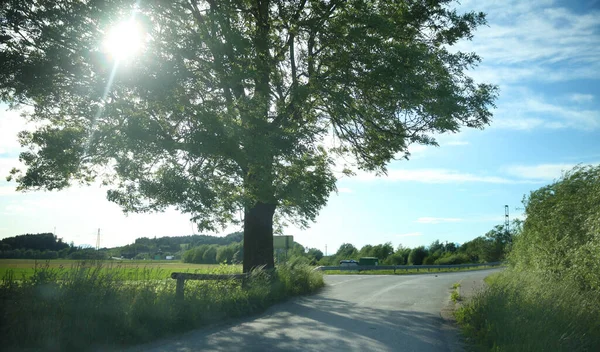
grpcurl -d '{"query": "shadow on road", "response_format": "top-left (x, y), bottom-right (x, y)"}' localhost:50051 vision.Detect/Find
top-left (123, 295), bottom-right (453, 352)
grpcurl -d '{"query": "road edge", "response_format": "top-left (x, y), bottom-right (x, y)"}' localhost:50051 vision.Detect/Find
top-left (439, 274), bottom-right (489, 352)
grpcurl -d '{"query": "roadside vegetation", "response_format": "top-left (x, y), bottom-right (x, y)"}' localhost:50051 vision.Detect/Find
top-left (451, 283), bottom-right (461, 303)
top-left (322, 263), bottom-right (502, 275)
top-left (456, 165), bottom-right (600, 351)
top-left (0, 261), bottom-right (324, 351)
top-left (317, 224), bottom-right (515, 268)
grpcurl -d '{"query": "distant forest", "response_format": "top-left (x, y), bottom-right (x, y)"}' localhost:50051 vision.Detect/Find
top-left (0, 233), bottom-right (79, 259)
top-left (0, 221), bottom-right (516, 265)
top-left (0, 232), bottom-right (244, 260)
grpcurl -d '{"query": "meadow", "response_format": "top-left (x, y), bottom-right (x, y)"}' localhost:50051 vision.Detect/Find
top-left (0, 259), bottom-right (238, 280)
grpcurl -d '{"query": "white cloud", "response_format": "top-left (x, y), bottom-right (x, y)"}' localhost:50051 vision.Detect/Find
top-left (451, 1), bottom-right (600, 85)
top-left (396, 232), bottom-right (423, 238)
top-left (354, 168), bottom-right (530, 184)
top-left (503, 162), bottom-right (600, 182)
top-left (492, 88), bottom-right (600, 131)
top-left (523, 97), bottom-right (600, 130)
top-left (360, 162), bottom-right (598, 188)
top-left (446, 141), bottom-right (469, 146)
top-left (416, 217), bottom-right (463, 224)
top-left (569, 93), bottom-right (594, 103)
top-left (493, 117), bottom-right (546, 131)
top-left (504, 163), bottom-right (584, 181)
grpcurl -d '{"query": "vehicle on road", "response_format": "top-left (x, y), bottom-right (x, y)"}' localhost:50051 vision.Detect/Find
top-left (339, 260), bottom-right (359, 267)
top-left (359, 257), bottom-right (379, 266)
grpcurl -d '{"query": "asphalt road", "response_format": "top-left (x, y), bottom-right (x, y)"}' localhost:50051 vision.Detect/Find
top-left (122, 269), bottom-right (499, 352)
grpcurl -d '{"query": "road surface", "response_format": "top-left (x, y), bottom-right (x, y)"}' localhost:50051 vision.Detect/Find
top-left (122, 269), bottom-right (499, 352)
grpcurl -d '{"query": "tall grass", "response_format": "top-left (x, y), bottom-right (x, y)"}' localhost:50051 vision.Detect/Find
top-left (456, 270), bottom-right (600, 352)
top-left (0, 260), bottom-right (323, 351)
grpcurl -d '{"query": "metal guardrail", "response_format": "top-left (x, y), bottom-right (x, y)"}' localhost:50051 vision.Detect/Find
top-left (314, 262), bottom-right (502, 273)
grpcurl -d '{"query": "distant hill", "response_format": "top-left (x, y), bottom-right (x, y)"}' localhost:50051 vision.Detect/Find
top-left (0, 233), bottom-right (69, 252)
top-left (0, 231), bottom-right (244, 260)
top-left (135, 232), bottom-right (242, 247)
top-left (114, 232), bottom-right (243, 258)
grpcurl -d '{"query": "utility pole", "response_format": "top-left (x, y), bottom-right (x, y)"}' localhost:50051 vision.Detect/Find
top-left (325, 244), bottom-right (327, 257)
top-left (96, 228), bottom-right (101, 251)
top-left (505, 205), bottom-right (510, 233)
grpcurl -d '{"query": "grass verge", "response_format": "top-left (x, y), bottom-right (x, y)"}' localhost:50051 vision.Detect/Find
top-left (451, 282), bottom-right (461, 303)
top-left (324, 264), bottom-right (503, 275)
top-left (455, 270), bottom-right (600, 351)
top-left (0, 261), bottom-right (324, 351)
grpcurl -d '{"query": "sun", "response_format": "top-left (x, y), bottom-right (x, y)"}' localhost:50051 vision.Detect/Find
top-left (102, 20), bottom-right (143, 61)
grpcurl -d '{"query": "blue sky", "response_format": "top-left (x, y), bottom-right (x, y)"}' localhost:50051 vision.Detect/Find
top-left (1, 0), bottom-right (599, 254)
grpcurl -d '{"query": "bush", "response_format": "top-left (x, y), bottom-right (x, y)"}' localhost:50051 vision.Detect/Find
top-left (423, 255), bottom-right (438, 265)
top-left (456, 165), bottom-right (600, 351)
top-left (510, 165), bottom-right (600, 291)
top-left (456, 270), bottom-right (600, 352)
top-left (0, 261), bottom-right (324, 351)
top-left (435, 253), bottom-right (470, 265)
top-left (408, 246), bottom-right (427, 265)
top-left (317, 256), bottom-right (335, 266)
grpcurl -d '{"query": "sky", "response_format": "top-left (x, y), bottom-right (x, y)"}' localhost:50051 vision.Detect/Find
top-left (1, 0), bottom-right (599, 254)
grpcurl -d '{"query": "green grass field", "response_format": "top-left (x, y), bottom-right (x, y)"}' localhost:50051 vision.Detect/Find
top-left (0, 259), bottom-right (240, 280)
top-left (0, 259), bottom-right (323, 351)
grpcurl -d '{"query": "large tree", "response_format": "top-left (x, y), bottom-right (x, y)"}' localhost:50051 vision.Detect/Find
top-left (0, 0), bottom-right (497, 272)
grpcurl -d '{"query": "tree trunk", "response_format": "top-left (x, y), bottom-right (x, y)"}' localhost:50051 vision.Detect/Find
top-left (243, 201), bottom-right (276, 273)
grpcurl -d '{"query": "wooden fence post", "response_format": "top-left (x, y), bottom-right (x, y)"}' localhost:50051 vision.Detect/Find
top-left (176, 277), bottom-right (185, 301)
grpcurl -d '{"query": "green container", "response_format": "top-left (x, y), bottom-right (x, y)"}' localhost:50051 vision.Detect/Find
top-left (359, 257), bottom-right (379, 266)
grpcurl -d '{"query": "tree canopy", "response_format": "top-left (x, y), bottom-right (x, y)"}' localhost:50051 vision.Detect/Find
top-left (1, 0), bottom-right (497, 271)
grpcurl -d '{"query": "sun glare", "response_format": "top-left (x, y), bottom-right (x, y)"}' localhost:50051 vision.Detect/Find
top-left (103, 20), bottom-right (143, 61)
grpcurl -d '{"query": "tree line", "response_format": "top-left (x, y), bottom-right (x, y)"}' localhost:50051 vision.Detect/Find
top-left (182, 242), bottom-right (244, 264)
top-left (0, 223), bottom-right (516, 265)
top-left (0, 233), bottom-right (105, 260)
top-left (109, 232), bottom-right (243, 259)
top-left (313, 223), bottom-right (518, 267)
